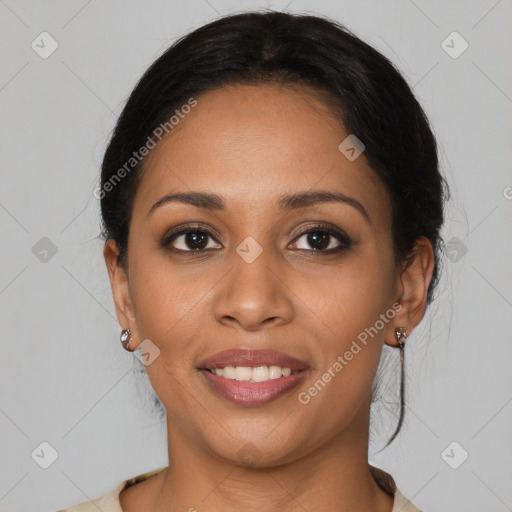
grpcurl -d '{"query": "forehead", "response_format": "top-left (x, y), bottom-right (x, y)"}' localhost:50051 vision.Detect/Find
top-left (133, 84), bottom-right (390, 224)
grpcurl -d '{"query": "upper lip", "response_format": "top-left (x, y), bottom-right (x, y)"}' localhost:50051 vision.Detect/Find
top-left (198, 348), bottom-right (309, 372)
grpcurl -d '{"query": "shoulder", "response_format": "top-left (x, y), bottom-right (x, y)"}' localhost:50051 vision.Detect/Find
top-left (393, 487), bottom-right (423, 512)
top-left (57, 466), bottom-right (168, 512)
top-left (393, 488), bottom-right (424, 512)
top-left (369, 464), bottom-right (423, 512)
top-left (57, 480), bottom-right (126, 512)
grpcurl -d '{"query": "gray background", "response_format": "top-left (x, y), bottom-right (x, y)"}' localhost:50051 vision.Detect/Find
top-left (1, 1), bottom-right (511, 511)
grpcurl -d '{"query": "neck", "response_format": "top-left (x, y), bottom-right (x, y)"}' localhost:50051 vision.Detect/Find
top-left (148, 408), bottom-right (394, 512)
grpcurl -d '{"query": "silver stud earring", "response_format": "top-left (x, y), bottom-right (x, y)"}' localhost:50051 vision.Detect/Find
top-left (120, 329), bottom-right (134, 351)
top-left (395, 327), bottom-right (407, 348)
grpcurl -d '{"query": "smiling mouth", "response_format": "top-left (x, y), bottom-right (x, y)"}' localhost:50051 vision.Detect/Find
top-left (197, 348), bottom-right (309, 405)
top-left (198, 366), bottom-right (308, 406)
top-left (202, 365), bottom-right (303, 382)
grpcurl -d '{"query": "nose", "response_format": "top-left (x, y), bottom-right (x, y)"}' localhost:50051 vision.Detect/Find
top-left (212, 245), bottom-right (295, 332)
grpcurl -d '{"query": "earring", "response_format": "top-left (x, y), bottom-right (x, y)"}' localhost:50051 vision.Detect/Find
top-left (395, 327), bottom-right (407, 348)
top-left (377, 327), bottom-right (408, 450)
top-left (395, 326), bottom-right (407, 375)
top-left (120, 328), bottom-right (134, 351)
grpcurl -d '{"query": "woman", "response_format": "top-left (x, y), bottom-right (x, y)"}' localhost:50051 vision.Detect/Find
top-left (60, 10), bottom-right (447, 512)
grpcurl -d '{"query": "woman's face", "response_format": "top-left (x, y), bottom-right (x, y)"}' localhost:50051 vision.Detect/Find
top-left (106, 84), bottom-right (421, 465)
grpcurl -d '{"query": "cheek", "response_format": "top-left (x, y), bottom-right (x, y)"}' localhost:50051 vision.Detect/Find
top-left (298, 244), bottom-right (395, 387)
top-left (293, 259), bottom-right (394, 431)
top-left (306, 247), bottom-right (394, 334)
top-left (128, 247), bottom-right (204, 349)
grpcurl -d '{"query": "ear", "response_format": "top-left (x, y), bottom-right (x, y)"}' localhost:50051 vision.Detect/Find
top-left (385, 236), bottom-right (435, 348)
top-left (103, 239), bottom-right (141, 350)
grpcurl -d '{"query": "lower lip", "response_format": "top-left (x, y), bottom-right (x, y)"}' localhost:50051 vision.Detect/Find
top-left (199, 369), bottom-right (307, 406)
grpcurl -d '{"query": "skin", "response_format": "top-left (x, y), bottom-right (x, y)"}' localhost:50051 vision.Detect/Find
top-left (104, 83), bottom-right (434, 512)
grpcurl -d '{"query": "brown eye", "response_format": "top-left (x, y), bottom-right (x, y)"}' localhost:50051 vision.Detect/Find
top-left (162, 227), bottom-right (222, 253)
top-left (289, 226), bottom-right (353, 254)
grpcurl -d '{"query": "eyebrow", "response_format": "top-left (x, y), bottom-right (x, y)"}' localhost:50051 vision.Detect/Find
top-left (148, 190), bottom-right (370, 222)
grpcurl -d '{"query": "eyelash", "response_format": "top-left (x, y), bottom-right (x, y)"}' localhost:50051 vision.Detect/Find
top-left (160, 223), bottom-right (353, 256)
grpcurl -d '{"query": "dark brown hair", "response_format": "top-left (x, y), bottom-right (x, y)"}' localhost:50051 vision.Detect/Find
top-left (98, 10), bottom-right (449, 447)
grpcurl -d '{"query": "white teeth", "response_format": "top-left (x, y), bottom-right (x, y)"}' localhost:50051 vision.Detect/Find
top-left (235, 366), bottom-right (252, 381)
top-left (222, 366), bottom-right (235, 379)
top-left (252, 366), bottom-right (269, 382)
top-left (268, 365), bottom-right (282, 379)
top-left (209, 365), bottom-right (297, 382)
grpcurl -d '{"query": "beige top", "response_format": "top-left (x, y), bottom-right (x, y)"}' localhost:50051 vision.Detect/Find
top-left (58, 464), bottom-right (422, 511)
